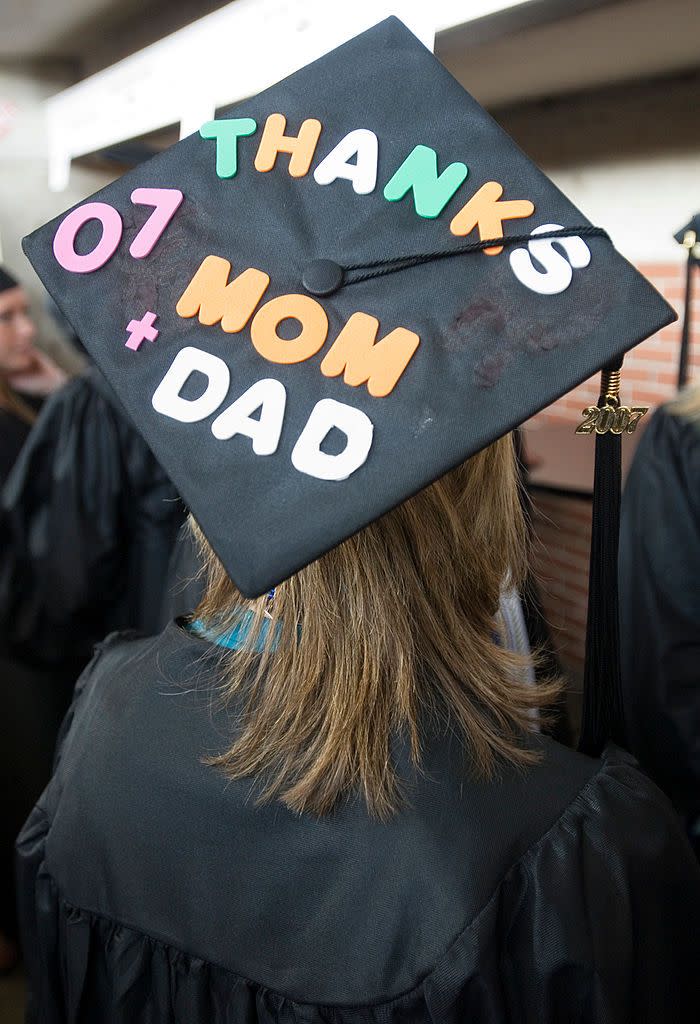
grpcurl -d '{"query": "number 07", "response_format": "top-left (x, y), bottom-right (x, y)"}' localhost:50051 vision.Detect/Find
top-left (53, 187), bottom-right (184, 274)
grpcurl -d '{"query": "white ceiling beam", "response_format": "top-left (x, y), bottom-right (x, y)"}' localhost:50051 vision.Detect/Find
top-left (46, 0), bottom-right (441, 191)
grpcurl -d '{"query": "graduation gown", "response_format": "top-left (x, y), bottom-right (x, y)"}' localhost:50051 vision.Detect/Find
top-left (0, 395), bottom-right (61, 938)
top-left (0, 367), bottom-right (185, 666)
top-left (0, 372), bottom-right (183, 938)
top-left (619, 404), bottom-right (700, 832)
top-left (0, 407), bottom-right (32, 487)
top-left (17, 624), bottom-right (700, 1023)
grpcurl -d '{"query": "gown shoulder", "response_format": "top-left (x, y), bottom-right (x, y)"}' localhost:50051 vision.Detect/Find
top-left (0, 370), bottom-right (183, 664)
top-left (16, 626), bottom-right (700, 1023)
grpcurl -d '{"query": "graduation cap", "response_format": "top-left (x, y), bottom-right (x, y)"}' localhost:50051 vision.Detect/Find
top-left (23, 17), bottom-right (674, 755)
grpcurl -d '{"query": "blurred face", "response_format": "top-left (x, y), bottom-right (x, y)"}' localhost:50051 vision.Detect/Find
top-left (0, 287), bottom-right (37, 374)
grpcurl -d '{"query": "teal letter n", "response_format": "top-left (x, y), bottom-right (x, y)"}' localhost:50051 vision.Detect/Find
top-left (383, 145), bottom-right (468, 219)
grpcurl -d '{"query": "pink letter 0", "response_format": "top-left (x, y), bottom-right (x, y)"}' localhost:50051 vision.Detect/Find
top-left (53, 202), bottom-right (123, 273)
top-left (129, 188), bottom-right (184, 258)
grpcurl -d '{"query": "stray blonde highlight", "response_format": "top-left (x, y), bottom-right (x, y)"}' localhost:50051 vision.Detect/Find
top-left (191, 434), bottom-right (560, 818)
top-left (669, 381), bottom-right (700, 423)
top-left (0, 377), bottom-right (36, 425)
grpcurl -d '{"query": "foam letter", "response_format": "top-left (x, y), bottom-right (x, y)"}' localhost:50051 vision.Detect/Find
top-left (251, 294), bottom-right (328, 364)
top-left (313, 129), bottom-right (378, 195)
top-left (129, 188), bottom-right (184, 258)
top-left (291, 399), bottom-right (373, 481)
top-left (211, 378), bottom-right (286, 454)
top-left (176, 256), bottom-right (270, 333)
top-left (449, 181), bottom-right (534, 254)
top-left (53, 202), bottom-right (122, 273)
top-left (254, 113), bottom-right (322, 177)
top-left (320, 312), bottom-right (419, 397)
top-left (199, 118), bottom-right (257, 178)
top-left (152, 346), bottom-right (230, 423)
top-left (509, 223), bottom-right (591, 295)
top-left (383, 145), bottom-right (468, 219)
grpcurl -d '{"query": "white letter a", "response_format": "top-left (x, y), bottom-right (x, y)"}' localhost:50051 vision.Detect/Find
top-left (211, 378), bottom-right (286, 455)
top-left (313, 129), bottom-right (378, 195)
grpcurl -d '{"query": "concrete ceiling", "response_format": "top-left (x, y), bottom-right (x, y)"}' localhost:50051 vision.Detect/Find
top-left (0, 0), bottom-right (230, 63)
top-left (441, 0), bottom-right (700, 108)
top-left (1, 0), bottom-right (698, 103)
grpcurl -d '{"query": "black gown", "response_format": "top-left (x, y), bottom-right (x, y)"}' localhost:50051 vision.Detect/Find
top-left (16, 624), bottom-right (700, 1022)
top-left (619, 403), bottom-right (700, 842)
top-left (0, 407), bottom-right (32, 487)
top-left (0, 397), bottom-right (52, 939)
top-left (0, 371), bottom-right (185, 940)
top-left (0, 367), bottom-right (185, 665)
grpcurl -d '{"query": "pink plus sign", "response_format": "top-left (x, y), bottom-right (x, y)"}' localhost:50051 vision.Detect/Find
top-left (125, 311), bottom-right (159, 351)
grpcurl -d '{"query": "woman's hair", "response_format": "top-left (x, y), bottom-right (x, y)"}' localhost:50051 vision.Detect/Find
top-left (669, 381), bottom-right (700, 423)
top-left (191, 433), bottom-right (559, 818)
top-left (0, 377), bottom-right (36, 425)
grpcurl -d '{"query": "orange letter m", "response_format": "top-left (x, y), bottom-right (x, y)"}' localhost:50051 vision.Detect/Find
top-left (320, 312), bottom-right (420, 398)
top-left (176, 255), bottom-right (270, 333)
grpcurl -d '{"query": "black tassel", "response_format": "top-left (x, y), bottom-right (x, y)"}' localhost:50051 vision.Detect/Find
top-left (677, 245), bottom-right (695, 390)
top-left (577, 359), bottom-right (627, 757)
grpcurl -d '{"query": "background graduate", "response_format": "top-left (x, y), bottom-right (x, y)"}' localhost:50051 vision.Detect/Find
top-left (0, 266), bottom-right (65, 486)
top-left (620, 383), bottom-right (700, 856)
top-left (0, 266), bottom-right (67, 972)
top-left (15, 18), bottom-right (700, 1021)
top-left (0, 268), bottom-right (184, 971)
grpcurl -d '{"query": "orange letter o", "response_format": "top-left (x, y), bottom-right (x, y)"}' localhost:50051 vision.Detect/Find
top-left (250, 294), bottom-right (329, 364)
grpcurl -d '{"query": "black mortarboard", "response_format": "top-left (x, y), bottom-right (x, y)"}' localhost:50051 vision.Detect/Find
top-left (674, 214), bottom-right (700, 255)
top-left (23, 18), bottom-right (674, 748)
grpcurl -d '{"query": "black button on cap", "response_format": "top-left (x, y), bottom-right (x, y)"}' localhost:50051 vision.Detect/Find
top-left (302, 259), bottom-right (344, 296)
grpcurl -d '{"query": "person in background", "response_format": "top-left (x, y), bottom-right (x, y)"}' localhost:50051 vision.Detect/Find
top-left (620, 384), bottom-right (700, 856)
top-left (0, 364), bottom-right (186, 975)
top-left (0, 265), bottom-right (68, 972)
top-left (0, 267), bottom-right (66, 486)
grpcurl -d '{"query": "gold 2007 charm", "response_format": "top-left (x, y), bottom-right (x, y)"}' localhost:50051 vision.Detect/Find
top-left (575, 404), bottom-right (648, 435)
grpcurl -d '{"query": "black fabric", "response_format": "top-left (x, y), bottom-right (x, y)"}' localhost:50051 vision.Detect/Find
top-left (16, 624), bottom-right (700, 1021)
top-left (0, 396), bottom-right (52, 938)
top-left (620, 403), bottom-right (700, 832)
top-left (0, 367), bottom-right (185, 666)
top-left (21, 17), bottom-right (675, 600)
top-left (0, 265), bottom-right (19, 294)
top-left (158, 523), bottom-right (205, 625)
top-left (0, 655), bottom-right (75, 938)
top-left (0, 372), bottom-right (183, 936)
top-left (0, 407), bottom-right (32, 487)
top-left (0, 393), bottom-right (42, 487)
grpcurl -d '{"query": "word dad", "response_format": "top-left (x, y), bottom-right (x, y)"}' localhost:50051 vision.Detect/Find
top-left (153, 347), bottom-right (373, 482)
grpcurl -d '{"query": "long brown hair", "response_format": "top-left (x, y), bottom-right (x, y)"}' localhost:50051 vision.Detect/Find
top-left (191, 433), bottom-right (559, 818)
top-left (0, 377), bottom-right (36, 424)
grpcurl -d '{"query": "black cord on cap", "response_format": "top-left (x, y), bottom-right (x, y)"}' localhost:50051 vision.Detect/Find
top-left (578, 356), bottom-right (627, 758)
top-left (302, 226), bottom-right (609, 295)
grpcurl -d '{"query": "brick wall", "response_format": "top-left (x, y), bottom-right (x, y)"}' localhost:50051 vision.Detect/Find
top-left (529, 260), bottom-right (698, 686)
top-left (534, 262), bottom-right (700, 426)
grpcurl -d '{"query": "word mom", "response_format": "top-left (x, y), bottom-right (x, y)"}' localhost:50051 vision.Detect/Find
top-left (152, 347), bottom-right (373, 482)
top-left (176, 254), bottom-right (420, 398)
